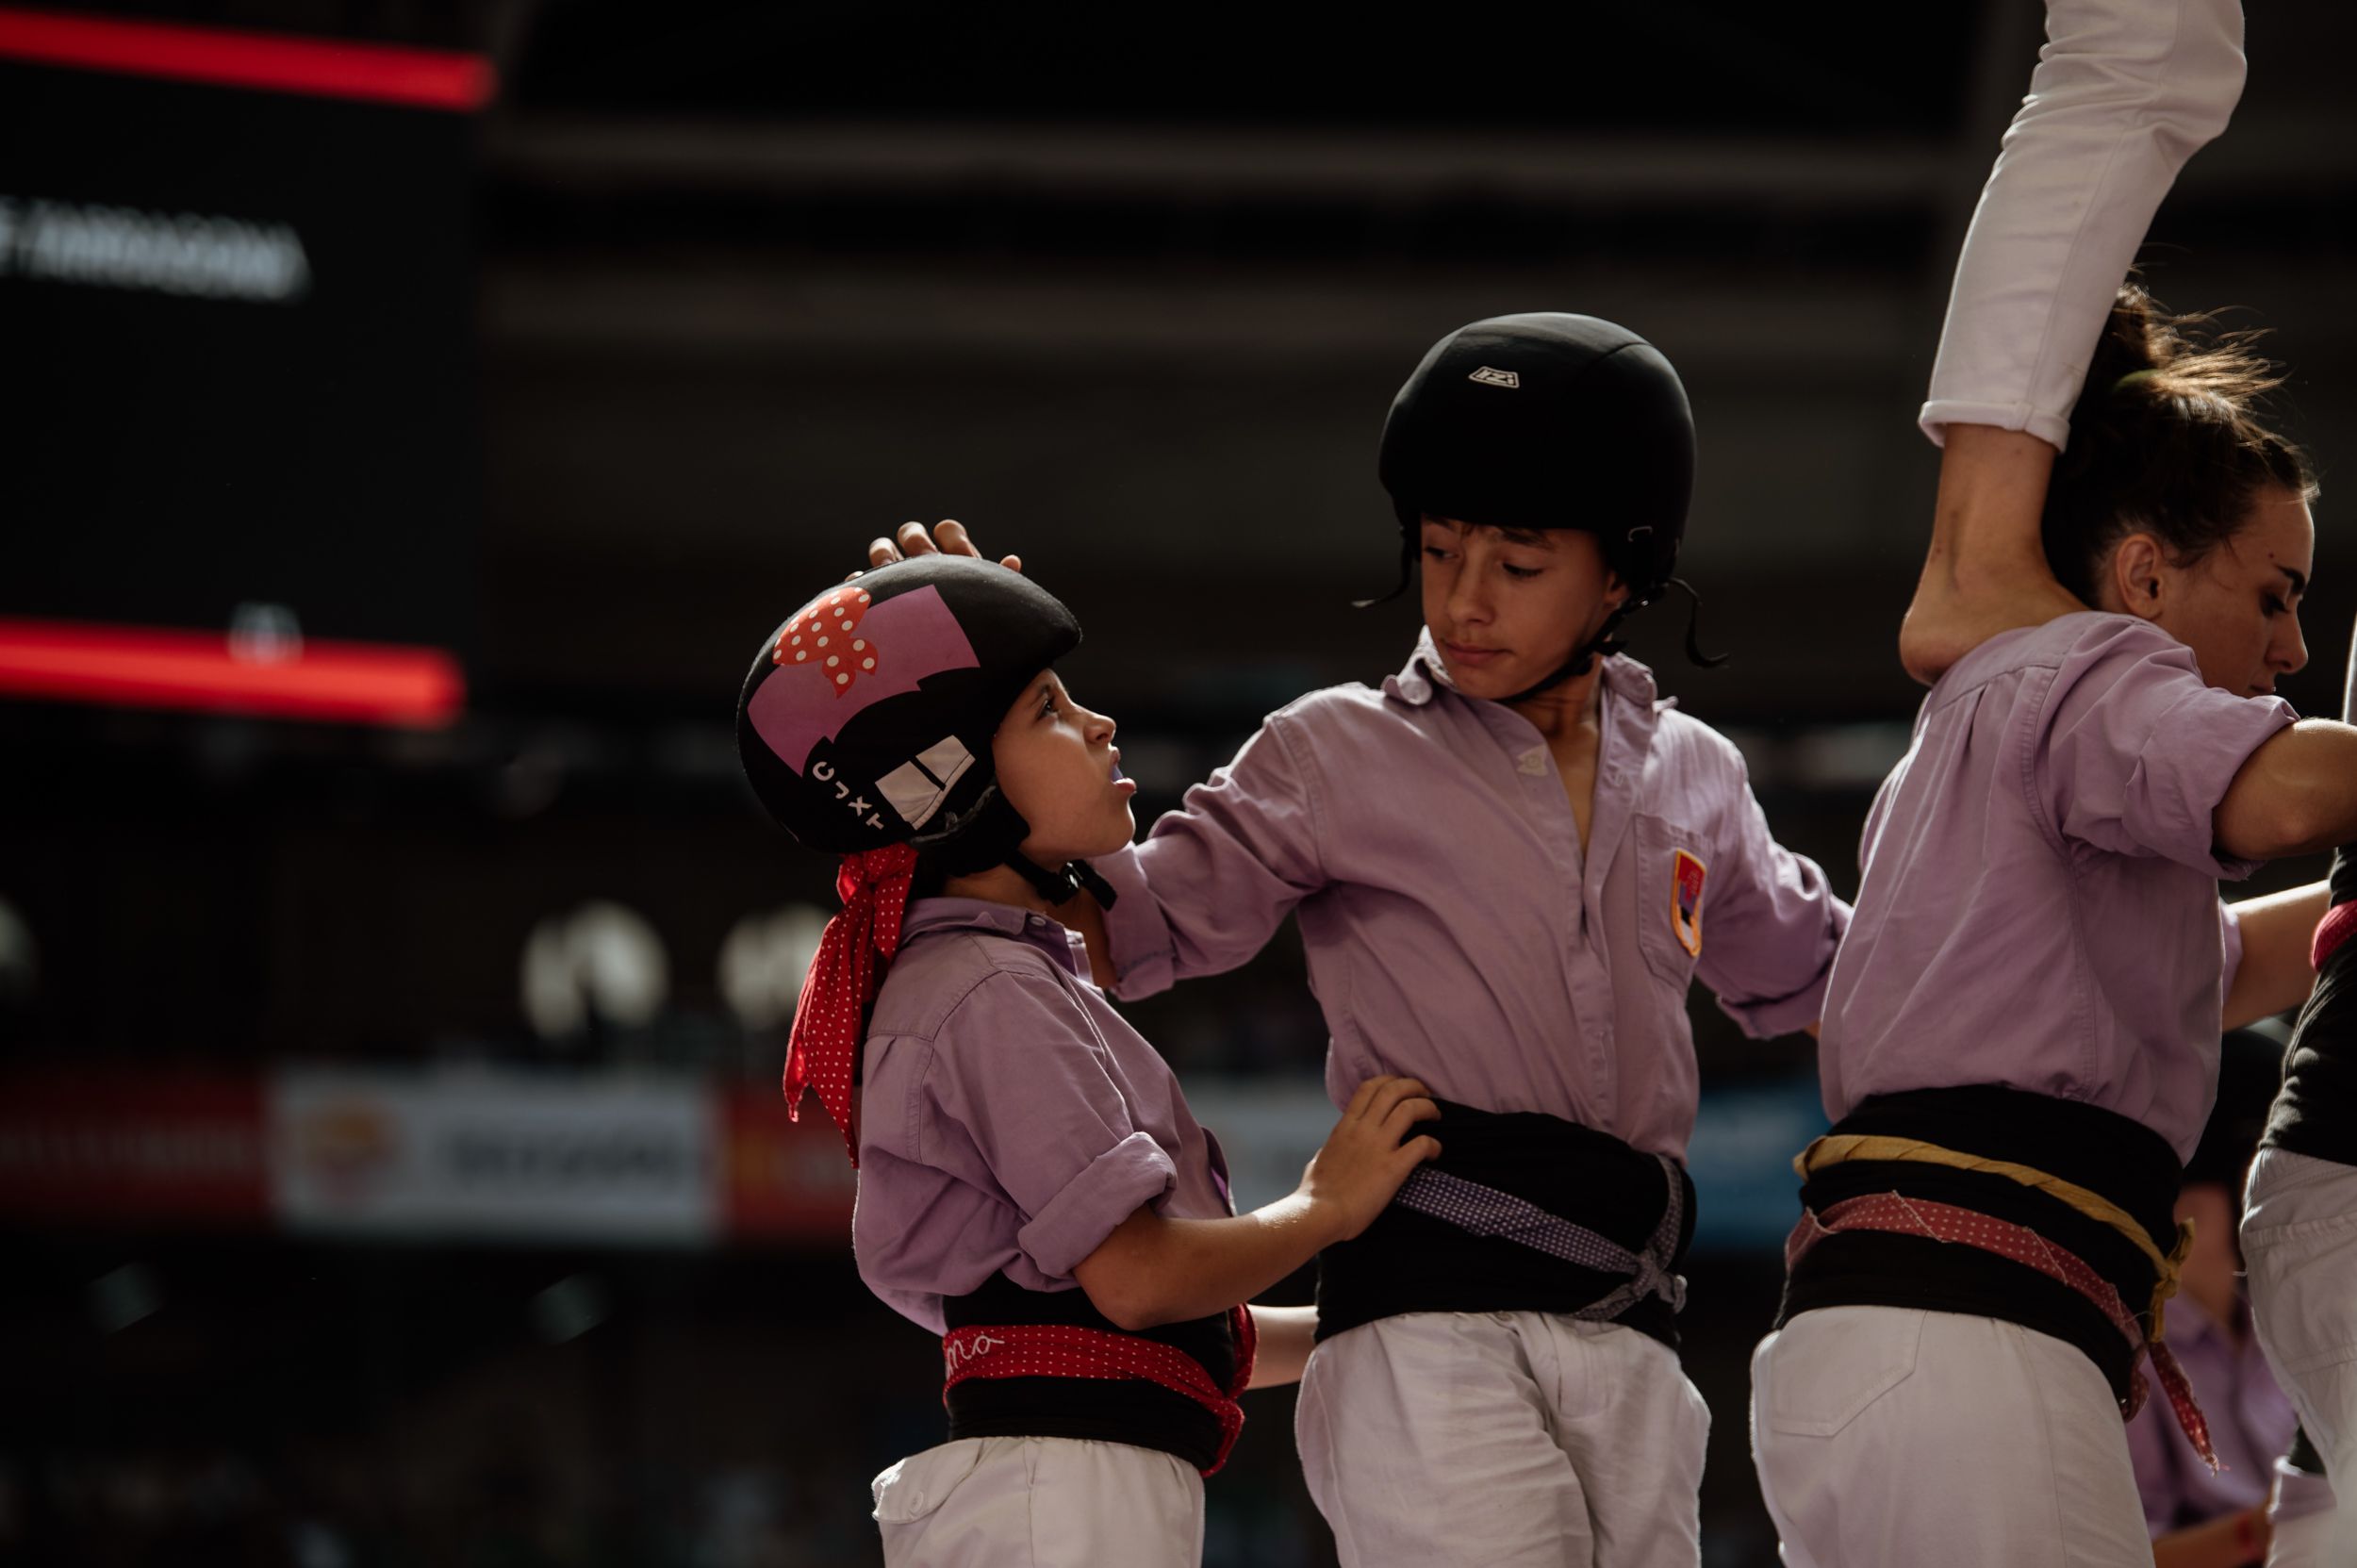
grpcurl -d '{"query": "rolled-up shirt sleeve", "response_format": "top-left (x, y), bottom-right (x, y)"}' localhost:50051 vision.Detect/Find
top-left (1921, 0), bottom-right (2246, 450)
top-left (924, 971), bottom-right (1177, 1279)
top-left (1014, 1131), bottom-right (1178, 1279)
top-left (2037, 620), bottom-right (2295, 876)
top-left (1700, 759), bottom-right (1854, 1038)
top-left (1092, 714), bottom-right (1329, 1000)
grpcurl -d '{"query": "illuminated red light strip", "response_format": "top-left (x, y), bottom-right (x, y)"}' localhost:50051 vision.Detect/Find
top-left (0, 618), bottom-right (465, 726)
top-left (0, 6), bottom-right (493, 110)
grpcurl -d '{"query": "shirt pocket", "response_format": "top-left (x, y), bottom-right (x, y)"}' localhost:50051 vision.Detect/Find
top-left (1629, 813), bottom-right (1708, 991)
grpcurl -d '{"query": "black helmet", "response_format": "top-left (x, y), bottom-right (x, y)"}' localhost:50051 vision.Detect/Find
top-left (736, 554), bottom-right (1111, 902)
top-left (1378, 312), bottom-right (1695, 602)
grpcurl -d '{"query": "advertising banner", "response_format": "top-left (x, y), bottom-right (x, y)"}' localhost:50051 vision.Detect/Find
top-left (718, 1083), bottom-right (856, 1240)
top-left (0, 8), bottom-right (485, 718)
top-left (0, 1070), bottom-right (268, 1226)
top-left (270, 1068), bottom-right (717, 1245)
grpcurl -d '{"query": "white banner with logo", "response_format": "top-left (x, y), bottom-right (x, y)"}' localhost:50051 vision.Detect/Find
top-left (270, 1068), bottom-right (717, 1244)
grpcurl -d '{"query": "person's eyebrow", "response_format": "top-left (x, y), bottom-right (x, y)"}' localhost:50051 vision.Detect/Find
top-left (1497, 526), bottom-right (1556, 549)
top-left (2278, 565), bottom-right (2309, 599)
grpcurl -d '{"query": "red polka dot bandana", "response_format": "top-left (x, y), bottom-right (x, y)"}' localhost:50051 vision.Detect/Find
top-left (784, 843), bottom-right (919, 1167)
top-left (940, 1305), bottom-right (1260, 1476)
top-left (1788, 1192), bottom-right (2217, 1470)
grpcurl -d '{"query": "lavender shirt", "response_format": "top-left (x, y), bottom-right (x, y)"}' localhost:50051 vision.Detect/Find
top-left (2125, 1294), bottom-right (2297, 1531)
top-left (1821, 614), bottom-right (2296, 1159)
top-left (1095, 633), bottom-right (1850, 1160)
top-left (853, 898), bottom-right (1233, 1335)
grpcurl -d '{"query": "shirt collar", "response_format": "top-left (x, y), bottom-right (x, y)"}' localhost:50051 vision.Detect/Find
top-left (1381, 627), bottom-right (1451, 706)
top-left (900, 896), bottom-right (1089, 977)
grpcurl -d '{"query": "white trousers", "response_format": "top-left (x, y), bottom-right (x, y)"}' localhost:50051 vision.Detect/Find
top-left (1922, 0), bottom-right (2246, 448)
top-left (1751, 1306), bottom-right (2151, 1567)
top-left (2265, 1456), bottom-right (2337, 1568)
top-left (1294, 1311), bottom-right (1708, 1568)
top-left (870, 1436), bottom-right (1203, 1568)
top-left (2243, 1147), bottom-right (2357, 1568)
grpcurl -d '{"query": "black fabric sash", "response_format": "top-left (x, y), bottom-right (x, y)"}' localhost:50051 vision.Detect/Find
top-left (2263, 933), bottom-right (2357, 1166)
top-left (939, 1272), bottom-right (1236, 1472)
top-left (1314, 1098), bottom-right (1694, 1351)
top-left (1779, 1084), bottom-right (2184, 1403)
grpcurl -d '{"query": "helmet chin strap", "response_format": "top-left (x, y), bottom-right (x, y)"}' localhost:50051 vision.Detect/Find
top-left (915, 784), bottom-right (1120, 909)
top-left (1006, 850), bottom-right (1120, 908)
top-left (1494, 575), bottom-right (1724, 704)
top-left (1497, 600), bottom-right (1637, 706)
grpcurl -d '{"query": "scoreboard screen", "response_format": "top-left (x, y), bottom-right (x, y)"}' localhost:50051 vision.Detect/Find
top-left (0, 8), bottom-right (486, 722)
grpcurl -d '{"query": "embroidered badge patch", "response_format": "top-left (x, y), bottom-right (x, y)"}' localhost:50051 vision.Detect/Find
top-left (1672, 850), bottom-right (1706, 957)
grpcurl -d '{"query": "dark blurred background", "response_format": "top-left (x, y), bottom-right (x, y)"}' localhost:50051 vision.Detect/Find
top-left (2, 3), bottom-right (2351, 1563)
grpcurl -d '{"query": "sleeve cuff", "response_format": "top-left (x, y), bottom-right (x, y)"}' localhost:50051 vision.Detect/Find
top-left (1090, 845), bottom-right (1178, 1000)
top-left (1014, 1130), bottom-right (1176, 1279)
top-left (1918, 399), bottom-right (2072, 454)
top-left (2143, 694), bottom-right (2297, 881)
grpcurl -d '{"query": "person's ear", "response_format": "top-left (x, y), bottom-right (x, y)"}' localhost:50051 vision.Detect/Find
top-left (1603, 565), bottom-right (1633, 615)
top-left (2111, 533), bottom-right (2167, 622)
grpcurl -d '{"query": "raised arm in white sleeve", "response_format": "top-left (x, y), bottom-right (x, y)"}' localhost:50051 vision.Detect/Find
top-left (1920, 0), bottom-right (2245, 450)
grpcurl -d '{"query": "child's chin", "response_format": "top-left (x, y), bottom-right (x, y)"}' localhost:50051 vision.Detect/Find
top-left (1442, 661), bottom-right (1524, 698)
top-left (1034, 818), bottom-right (1133, 869)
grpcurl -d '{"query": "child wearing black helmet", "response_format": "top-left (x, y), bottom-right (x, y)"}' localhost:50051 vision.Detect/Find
top-left (873, 313), bottom-right (1851, 1568)
top-left (736, 554), bottom-right (1442, 1568)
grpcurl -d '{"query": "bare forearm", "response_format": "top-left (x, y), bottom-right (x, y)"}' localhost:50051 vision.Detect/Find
top-left (2225, 882), bottom-right (2332, 1029)
top-left (1079, 1195), bottom-right (1340, 1331)
top-left (1900, 425), bottom-right (2085, 685)
top-left (1244, 1304), bottom-right (1317, 1390)
top-left (2216, 721), bottom-right (2357, 861)
top-left (1075, 1077), bottom-right (1441, 1332)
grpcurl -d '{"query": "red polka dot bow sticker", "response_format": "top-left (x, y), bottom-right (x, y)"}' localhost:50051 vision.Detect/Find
top-left (784, 843), bottom-right (919, 1166)
top-left (774, 585), bottom-right (882, 695)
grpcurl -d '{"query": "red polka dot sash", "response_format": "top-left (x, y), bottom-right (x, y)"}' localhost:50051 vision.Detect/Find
top-left (1788, 1192), bottom-right (2217, 1470)
top-left (939, 1304), bottom-right (1261, 1476)
top-left (783, 843), bottom-right (919, 1167)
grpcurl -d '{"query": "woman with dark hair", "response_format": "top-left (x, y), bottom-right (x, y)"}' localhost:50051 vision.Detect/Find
top-left (1889, 0), bottom-right (2357, 1550)
top-left (1752, 268), bottom-right (2351, 1561)
top-left (1743, 0), bottom-right (2357, 1551)
top-left (1751, 272), bottom-right (2357, 1565)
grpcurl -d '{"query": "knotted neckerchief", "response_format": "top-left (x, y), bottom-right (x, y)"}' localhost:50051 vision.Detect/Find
top-left (783, 843), bottom-right (919, 1166)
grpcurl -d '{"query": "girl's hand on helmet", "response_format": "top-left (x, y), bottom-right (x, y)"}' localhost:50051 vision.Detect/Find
top-left (864, 520), bottom-right (1023, 574)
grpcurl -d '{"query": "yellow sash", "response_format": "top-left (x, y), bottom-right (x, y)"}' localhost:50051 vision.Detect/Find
top-left (1794, 1133), bottom-right (2194, 1338)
